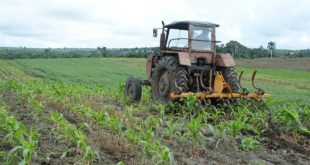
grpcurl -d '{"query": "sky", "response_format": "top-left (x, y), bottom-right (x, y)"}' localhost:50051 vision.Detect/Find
top-left (0, 0), bottom-right (309, 49)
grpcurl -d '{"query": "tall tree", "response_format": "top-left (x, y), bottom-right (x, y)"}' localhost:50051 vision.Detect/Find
top-left (267, 41), bottom-right (276, 59)
top-left (44, 48), bottom-right (51, 58)
top-left (97, 46), bottom-right (107, 57)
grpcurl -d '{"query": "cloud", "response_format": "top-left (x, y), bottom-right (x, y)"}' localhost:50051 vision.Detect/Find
top-left (0, 0), bottom-right (309, 49)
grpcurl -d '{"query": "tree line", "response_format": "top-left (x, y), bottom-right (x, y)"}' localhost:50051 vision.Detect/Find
top-left (0, 41), bottom-right (309, 59)
top-left (0, 47), bottom-right (158, 59)
top-left (216, 41), bottom-right (307, 58)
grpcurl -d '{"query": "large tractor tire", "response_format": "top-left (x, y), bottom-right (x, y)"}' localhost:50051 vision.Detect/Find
top-left (124, 76), bottom-right (142, 102)
top-left (151, 56), bottom-right (188, 103)
top-left (219, 67), bottom-right (239, 92)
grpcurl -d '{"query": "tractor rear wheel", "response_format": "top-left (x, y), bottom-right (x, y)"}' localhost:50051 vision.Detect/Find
top-left (219, 67), bottom-right (239, 92)
top-left (124, 76), bottom-right (142, 102)
top-left (151, 56), bottom-right (188, 103)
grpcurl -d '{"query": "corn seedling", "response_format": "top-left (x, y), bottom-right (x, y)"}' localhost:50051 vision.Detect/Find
top-left (0, 106), bottom-right (39, 165)
top-left (241, 137), bottom-right (261, 151)
top-left (49, 111), bottom-right (95, 164)
top-left (185, 114), bottom-right (205, 155)
top-left (229, 116), bottom-right (256, 140)
top-left (163, 119), bottom-right (179, 142)
top-left (208, 124), bottom-right (226, 149)
top-left (72, 104), bottom-right (110, 127)
top-left (109, 115), bottom-right (123, 135)
top-left (275, 103), bottom-right (310, 135)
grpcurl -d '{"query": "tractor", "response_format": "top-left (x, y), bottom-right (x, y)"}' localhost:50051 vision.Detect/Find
top-left (124, 21), bottom-right (270, 104)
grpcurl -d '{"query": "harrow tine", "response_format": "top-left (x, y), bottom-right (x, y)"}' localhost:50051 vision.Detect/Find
top-left (205, 99), bottom-right (212, 106)
top-left (239, 71), bottom-right (249, 95)
top-left (223, 99), bottom-right (230, 107)
top-left (245, 98), bottom-right (254, 106)
top-left (251, 70), bottom-right (258, 89)
top-left (239, 71), bottom-right (244, 88)
top-left (245, 98), bottom-right (260, 111)
top-left (252, 99), bottom-right (263, 110)
top-left (251, 70), bottom-right (264, 95)
top-left (256, 99), bottom-right (266, 107)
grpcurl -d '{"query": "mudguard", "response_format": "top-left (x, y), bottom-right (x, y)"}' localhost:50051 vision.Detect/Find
top-left (216, 53), bottom-right (236, 67)
top-left (146, 55), bottom-right (154, 81)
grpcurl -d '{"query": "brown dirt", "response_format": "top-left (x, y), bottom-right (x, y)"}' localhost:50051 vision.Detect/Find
top-left (38, 95), bottom-right (141, 165)
top-left (158, 129), bottom-right (310, 165)
top-left (237, 57), bottom-right (310, 71)
top-left (1, 90), bottom-right (309, 165)
top-left (0, 91), bottom-right (140, 165)
top-left (201, 136), bottom-right (310, 165)
top-left (0, 91), bottom-right (81, 165)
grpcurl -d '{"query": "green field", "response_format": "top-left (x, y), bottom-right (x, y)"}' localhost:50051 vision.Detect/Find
top-left (10, 58), bottom-right (146, 85)
top-left (0, 58), bottom-right (309, 165)
top-left (3, 58), bottom-right (310, 102)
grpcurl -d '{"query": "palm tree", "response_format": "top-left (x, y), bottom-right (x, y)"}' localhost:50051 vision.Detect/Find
top-left (267, 41), bottom-right (276, 59)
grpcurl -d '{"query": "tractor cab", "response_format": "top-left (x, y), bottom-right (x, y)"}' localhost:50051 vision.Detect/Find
top-left (154, 21), bottom-right (219, 53)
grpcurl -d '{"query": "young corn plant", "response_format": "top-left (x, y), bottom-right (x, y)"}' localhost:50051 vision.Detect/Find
top-left (124, 128), bottom-right (142, 145)
top-left (228, 116), bottom-right (256, 140)
top-left (49, 111), bottom-right (95, 164)
top-left (149, 141), bottom-right (174, 165)
top-left (72, 104), bottom-right (110, 127)
top-left (132, 114), bottom-right (175, 164)
top-left (138, 138), bottom-right (174, 165)
top-left (205, 106), bottom-right (226, 124)
top-left (29, 99), bottom-right (44, 122)
top-left (208, 123), bottom-right (228, 149)
top-left (109, 115), bottom-right (123, 135)
top-left (163, 119), bottom-right (179, 142)
top-left (0, 106), bottom-right (39, 165)
top-left (241, 137), bottom-right (261, 151)
top-left (175, 130), bottom-right (190, 158)
top-left (185, 114), bottom-right (205, 155)
top-left (275, 103), bottom-right (310, 135)
top-left (183, 95), bottom-right (198, 118)
top-left (111, 83), bottom-right (125, 101)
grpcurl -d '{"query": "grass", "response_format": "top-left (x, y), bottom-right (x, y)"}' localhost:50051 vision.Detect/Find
top-left (236, 67), bottom-right (310, 102)
top-left (9, 58), bottom-right (146, 87)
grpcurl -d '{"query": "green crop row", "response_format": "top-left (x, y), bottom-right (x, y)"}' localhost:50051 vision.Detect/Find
top-left (49, 111), bottom-right (96, 164)
top-left (1, 79), bottom-right (309, 164)
top-left (0, 106), bottom-right (39, 165)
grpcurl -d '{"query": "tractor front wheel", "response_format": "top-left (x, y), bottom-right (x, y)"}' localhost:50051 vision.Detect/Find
top-left (124, 76), bottom-right (142, 102)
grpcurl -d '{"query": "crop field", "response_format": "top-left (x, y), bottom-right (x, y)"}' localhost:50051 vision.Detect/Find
top-left (0, 58), bottom-right (309, 165)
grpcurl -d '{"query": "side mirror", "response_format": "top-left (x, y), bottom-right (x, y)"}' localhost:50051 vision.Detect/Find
top-left (153, 28), bottom-right (158, 38)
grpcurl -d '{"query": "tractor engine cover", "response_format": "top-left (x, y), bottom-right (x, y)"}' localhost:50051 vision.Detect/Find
top-left (177, 52), bottom-right (235, 67)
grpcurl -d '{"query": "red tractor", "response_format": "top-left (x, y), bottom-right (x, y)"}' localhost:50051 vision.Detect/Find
top-left (124, 21), bottom-right (270, 104)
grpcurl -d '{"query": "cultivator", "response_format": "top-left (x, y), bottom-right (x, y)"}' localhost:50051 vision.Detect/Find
top-left (170, 71), bottom-right (270, 101)
top-left (124, 21), bottom-right (271, 106)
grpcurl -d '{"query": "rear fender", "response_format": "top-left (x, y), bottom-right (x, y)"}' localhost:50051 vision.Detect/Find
top-left (216, 53), bottom-right (236, 67)
top-left (146, 55), bottom-right (159, 82)
top-left (146, 55), bottom-right (153, 82)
